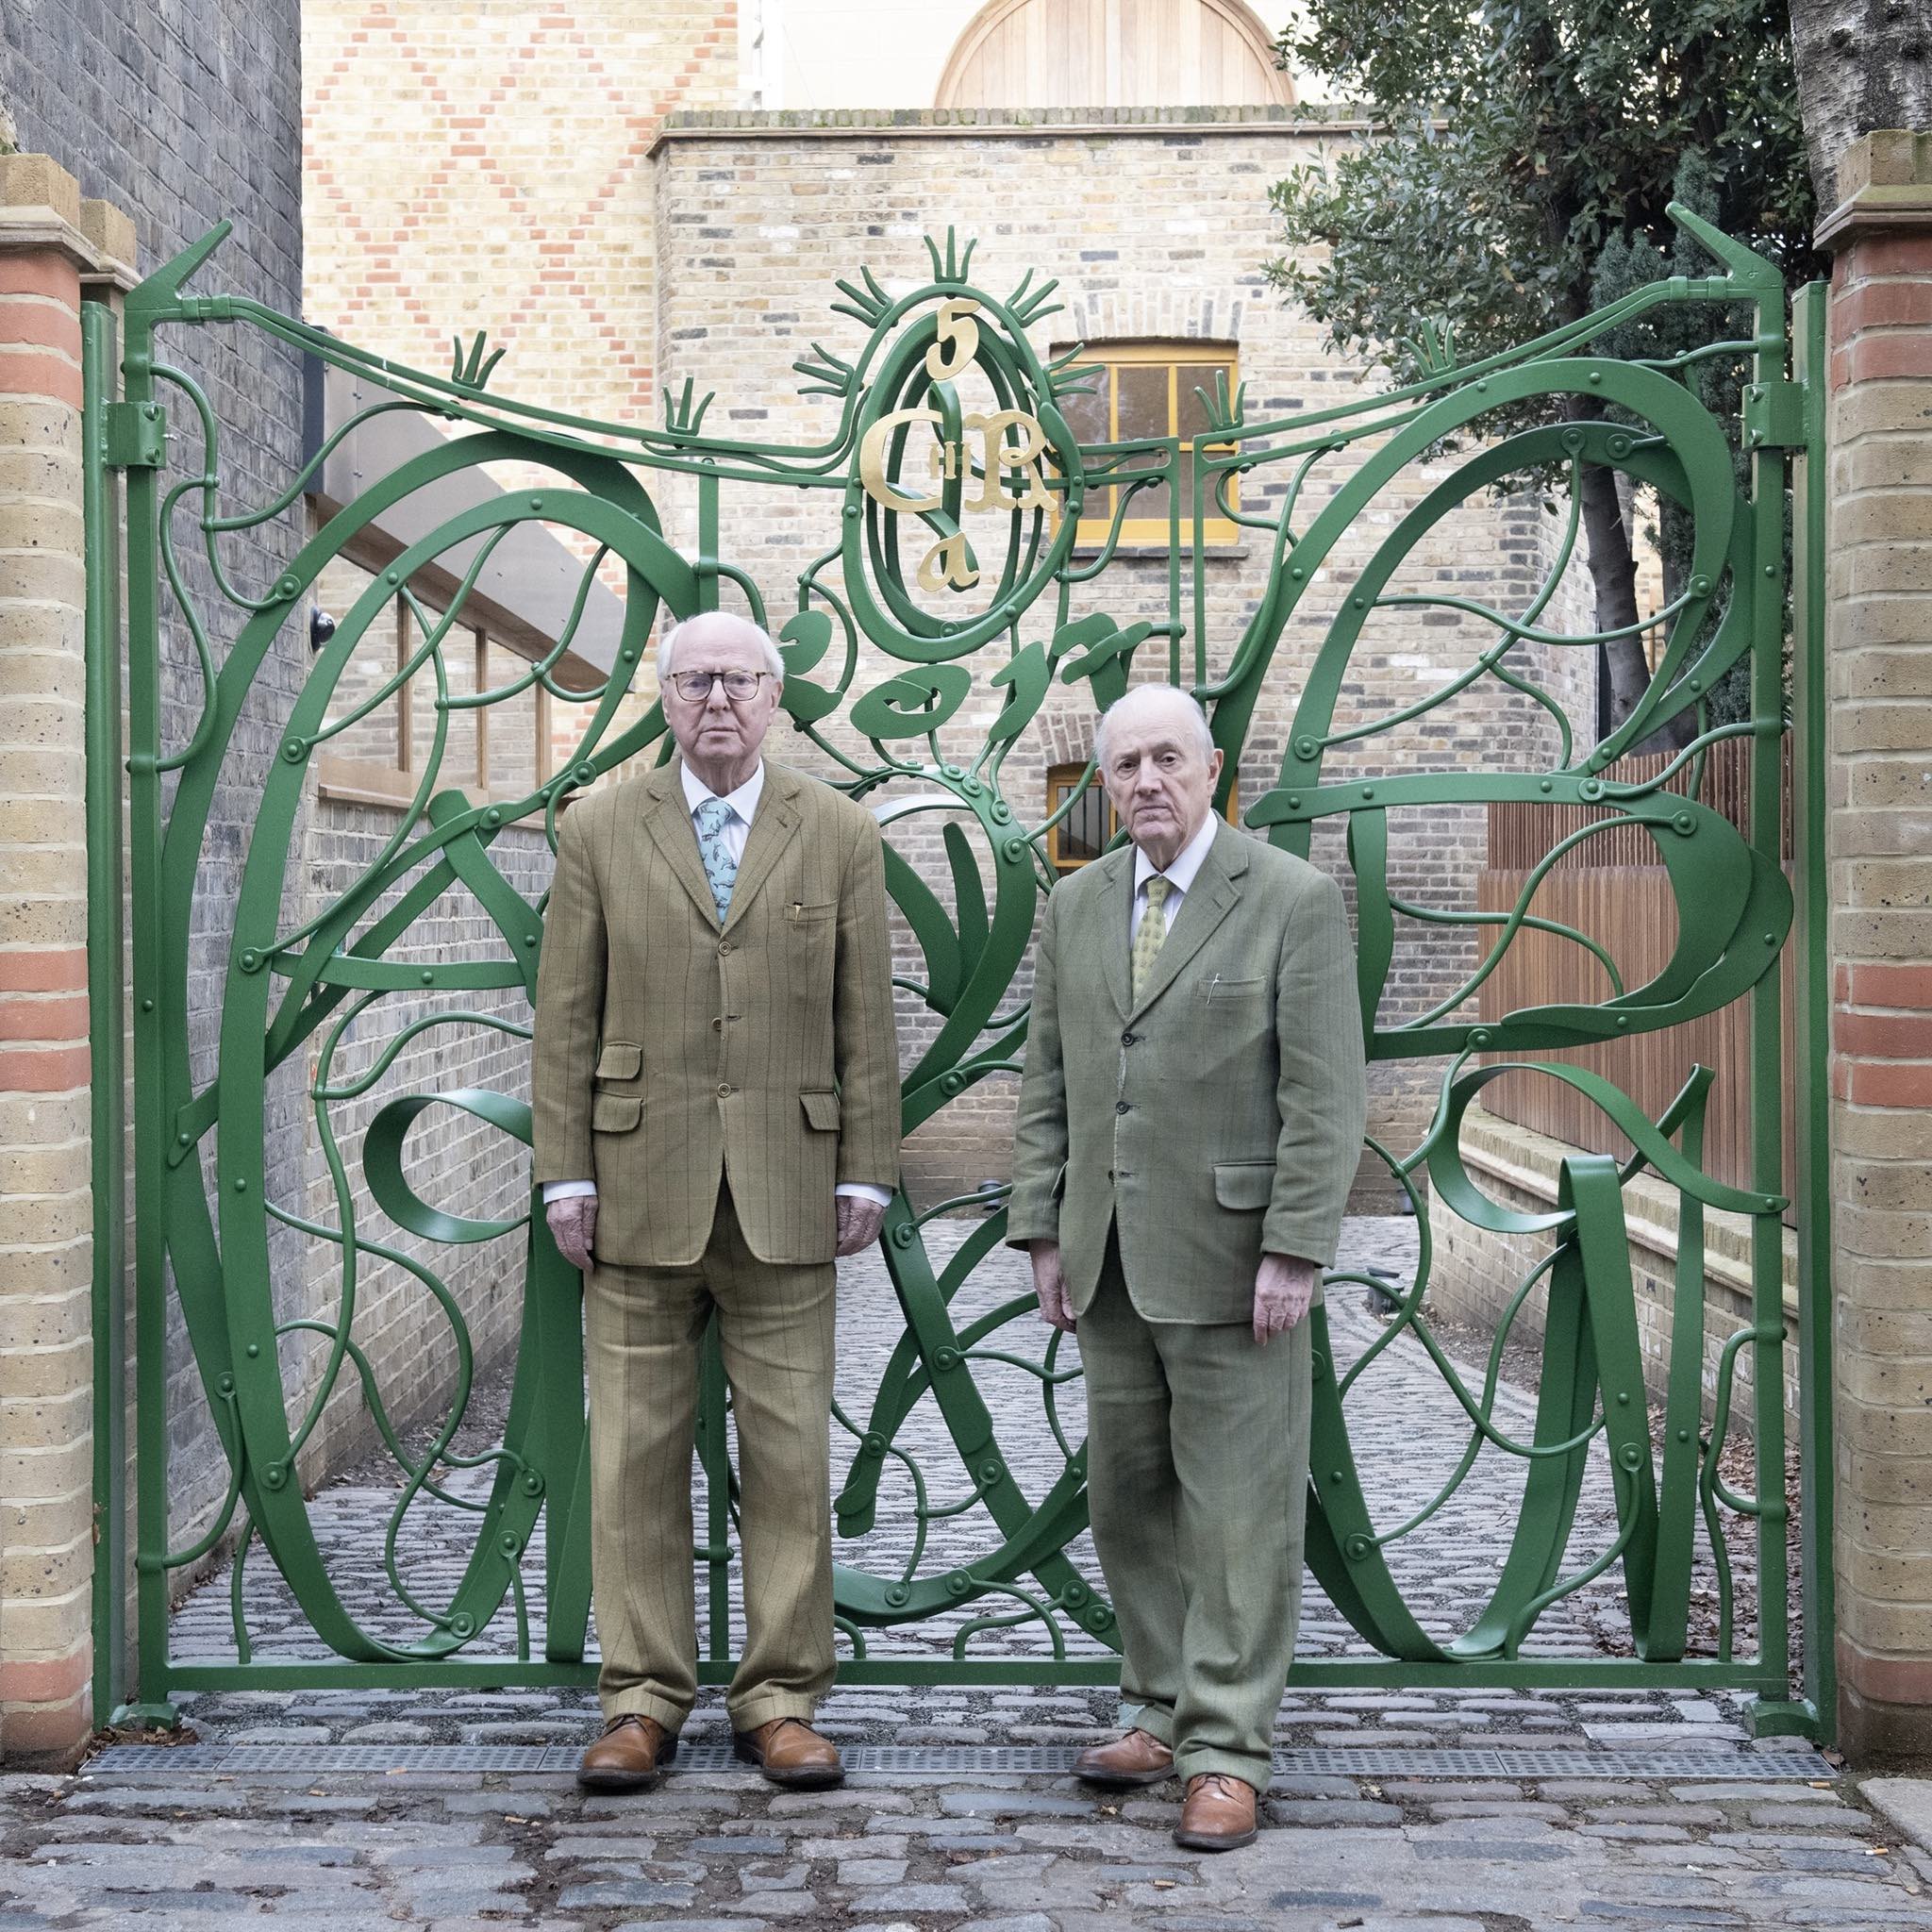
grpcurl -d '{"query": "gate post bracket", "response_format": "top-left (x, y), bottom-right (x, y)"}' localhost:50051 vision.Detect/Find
top-left (103, 400), bottom-right (166, 469)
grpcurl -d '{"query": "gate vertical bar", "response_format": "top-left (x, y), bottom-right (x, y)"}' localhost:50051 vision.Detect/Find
top-left (1790, 278), bottom-right (1837, 1740)
top-left (115, 291), bottom-right (176, 1725)
top-left (1745, 267), bottom-right (1794, 1728)
top-left (81, 301), bottom-right (127, 1727)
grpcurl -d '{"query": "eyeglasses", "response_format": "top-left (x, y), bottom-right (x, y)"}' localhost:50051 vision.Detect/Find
top-left (667, 669), bottom-right (775, 703)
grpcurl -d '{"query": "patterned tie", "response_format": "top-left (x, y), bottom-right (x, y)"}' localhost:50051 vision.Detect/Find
top-left (693, 796), bottom-right (738, 924)
top-left (1132, 874), bottom-right (1174, 1002)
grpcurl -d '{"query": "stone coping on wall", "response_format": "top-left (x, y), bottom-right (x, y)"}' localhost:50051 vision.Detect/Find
top-left (0, 150), bottom-right (137, 289)
top-left (650, 102), bottom-right (1374, 153)
top-left (1446, 1105), bottom-right (1799, 1320)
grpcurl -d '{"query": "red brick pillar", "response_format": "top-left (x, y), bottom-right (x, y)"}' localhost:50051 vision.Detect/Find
top-left (1817, 130), bottom-right (1932, 1760)
top-left (0, 153), bottom-right (133, 1770)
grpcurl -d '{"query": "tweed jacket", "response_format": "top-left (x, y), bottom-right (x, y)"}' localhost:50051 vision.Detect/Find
top-left (532, 758), bottom-right (902, 1267)
top-left (1006, 817), bottom-right (1368, 1324)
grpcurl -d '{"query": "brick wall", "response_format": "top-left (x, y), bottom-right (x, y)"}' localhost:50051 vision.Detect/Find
top-left (0, 153), bottom-right (133, 1769)
top-left (1815, 130), bottom-right (1932, 1759)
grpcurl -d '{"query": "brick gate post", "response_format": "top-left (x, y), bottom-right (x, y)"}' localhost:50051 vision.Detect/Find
top-left (1817, 130), bottom-right (1932, 1760)
top-left (0, 152), bottom-right (132, 1770)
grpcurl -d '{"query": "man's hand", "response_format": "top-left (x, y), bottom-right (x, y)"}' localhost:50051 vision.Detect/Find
top-left (835, 1194), bottom-right (887, 1257)
top-left (1028, 1239), bottom-right (1075, 1333)
top-left (546, 1195), bottom-right (597, 1273)
top-left (1253, 1252), bottom-right (1318, 1346)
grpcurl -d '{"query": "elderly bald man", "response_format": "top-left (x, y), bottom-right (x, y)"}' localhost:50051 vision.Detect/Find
top-left (533, 609), bottom-right (902, 1792)
top-left (1007, 684), bottom-right (1366, 1850)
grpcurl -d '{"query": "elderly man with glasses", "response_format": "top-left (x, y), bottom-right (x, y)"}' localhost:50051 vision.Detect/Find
top-left (534, 609), bottom-right (901, 1792)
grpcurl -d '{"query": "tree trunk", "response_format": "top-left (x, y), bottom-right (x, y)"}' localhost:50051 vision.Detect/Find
top-left (1790, 0), bottom-right (1932, 211)
top-left (1577, 457), bottom-right (1656, 734)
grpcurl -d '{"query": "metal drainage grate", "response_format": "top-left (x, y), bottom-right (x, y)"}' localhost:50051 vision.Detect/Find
top-left (87, 1742), bottom-right (1831, 1781)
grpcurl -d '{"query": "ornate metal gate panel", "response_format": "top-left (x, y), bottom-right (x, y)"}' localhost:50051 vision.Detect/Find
top-left (85, 211), bottom-right (1833, 1733)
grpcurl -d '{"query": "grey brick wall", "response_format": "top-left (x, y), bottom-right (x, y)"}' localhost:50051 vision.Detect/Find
top-left (1, 1), bottom-right (308, 1558)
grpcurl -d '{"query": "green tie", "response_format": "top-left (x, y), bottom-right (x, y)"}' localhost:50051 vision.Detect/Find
top-left (1132, 874), bottom-right (1174, 1002)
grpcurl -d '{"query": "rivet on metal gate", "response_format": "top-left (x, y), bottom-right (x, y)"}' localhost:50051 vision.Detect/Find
top-left (1674, 811), bottom-right (1695, 835)
top-left (262, 1463), bottom-right (286, 1490)
top-left (483, 808), bottom-right (501, 827)
top-left (246, 1343), bottom-right (259, 1357)
top-left (142, 998), bottom-right (154, 1012)
top-left (1677, 1428), bottom-right (1692, 1442)
top-left (1311, 1350), bottom-right (1329, 1379)
top-left (885, 1583), bottom-right (909, 1607)
top-left (1295, 736), bottom-right (1316, 758)
top-left (1607, 433), bottom-right (1632, 458)
top-left (1540, 778), bottom-right (1553, 792)
top-left (1002, 836), bottom-right (1029, 863)
top-left (1361, 786), bottom-right (1374, 800)
top-left (844, 504), bottom-right (860, 519)
top-left (1287, 795), bottom-right (1301, 810)
top-left (1062, 1580), bottom-right (1088, 1606)
top-left (933, 1347), bottom-right (960, 1374)
top-left (239, 949), bottom-right (260, 974)
top-left (945, 1571), bottom-right (971, 1597)
top-left (386, 569), bottom-right (400, 585)
top-left (528, 496), bottom-right (543, 512)
top-left (499, 1531), bottom-right (520, 1557)
top-left (892, 1223), bottom-right (916, 1248)
top-left (1580, 777), bottom-right (1603, 799)
top-left (941, 1072), bottom-right (963, 1094)
top-left (1617, 1016), bottom-right (1630, 1029)
top-left (233, 1176), bottom-right (247, 1191)
top-left (1329, 1470), bottom-right (1344, 1484)
top-left (523, 1471), bottom-right (544, 1495)
top-left (1588, 371), bottom-right (1602, 385)
top-left (978, 1458), bottom-right (1003, 1485)
top-left (1619, 1443), bottom-right (1644, 1471)
top-left (449, 1612), bottom-right (475, 1638)
top-left (575, 763), bottom-right (595, 784)
top-left (283, 738), bottom-right (306, 761)
top-left (1474, 379), bottom-right (1488, 392)
top-left (622, 648), bottom-right (636, 662)
top-left (862, 1433), bottom-right (887, 1457)
top-left (1764, 931), bottom-right (1777, 946)
top-left (1617, 1391), bottom-right (1630, 1405)
top-left (1344, 1532), bottom-right (1372, 1561)
top-left (275, 575), bottom-right (299, 600)
top-left (989, 799), bottom-right (1010, 824)
top-left (1290, 565), bottom-right (1305, 579)
top-left (1690, 575), bottom-right (1711, 595)
top-left (1469, 1027), bottom-right (1491, 1048)
top-left (218, 1374), bottom-right (234, 1394)
top-left (1764, 562), bottom-right (1776, 576)
top-left (177, 1131), bottom-right (191, 1146)
top-left (1688, 676), bottom-right (1702, 691)
top-left (524, 932), bottom-right (538, 946)
top-left (421, 970), bottom-right (434, 985)
top-left (1087, 1605), bottom-right (1113, 1630)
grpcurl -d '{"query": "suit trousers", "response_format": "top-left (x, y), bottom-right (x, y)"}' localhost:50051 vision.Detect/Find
top-left (584, 1176), bottom-right (838, 1734)
top-left (1078, 1224), bottom-right (1313, 1788)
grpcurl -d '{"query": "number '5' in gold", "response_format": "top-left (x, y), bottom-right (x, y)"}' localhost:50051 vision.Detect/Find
top-left (925, 299), bottom-right (981, 383)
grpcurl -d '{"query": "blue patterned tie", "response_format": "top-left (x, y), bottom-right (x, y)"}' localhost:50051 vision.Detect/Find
top-left (693, 796), bottom-right (738, 924)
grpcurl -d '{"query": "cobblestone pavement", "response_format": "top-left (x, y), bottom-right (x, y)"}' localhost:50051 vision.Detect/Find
top-left (3, 1220), bottom-right (1883, 1931)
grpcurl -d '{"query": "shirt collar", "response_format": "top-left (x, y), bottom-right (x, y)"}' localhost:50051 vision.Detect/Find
top-left (1133, 808), bottom-right (1220, 899)
top-left (681, 758), bottom-right (765, 826)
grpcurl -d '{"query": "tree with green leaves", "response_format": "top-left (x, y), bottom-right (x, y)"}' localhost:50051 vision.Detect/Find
top-left (1265, 0), bottom-right (1820, 732)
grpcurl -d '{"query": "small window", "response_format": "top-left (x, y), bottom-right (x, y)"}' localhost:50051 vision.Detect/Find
top-left (1045, 762), bottom-right (1240, 874)
top-left (1053, 341), bottom-right (1241, 549)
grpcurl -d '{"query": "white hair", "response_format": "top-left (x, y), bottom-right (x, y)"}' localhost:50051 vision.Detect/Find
top-left (657, 610), bottom-right (786, 686)
top-left (1093, 683), bottom-right (1214, 770)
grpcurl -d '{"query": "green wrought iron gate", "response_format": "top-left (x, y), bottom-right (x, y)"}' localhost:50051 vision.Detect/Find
top-left (84, 210), bottom-right (1835, 1736)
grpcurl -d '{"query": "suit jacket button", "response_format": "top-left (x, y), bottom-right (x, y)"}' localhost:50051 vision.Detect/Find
top-left (1121, 1030), bottom-right (1135, 1046)
top-left (718, 939), bottom-right (731, 955)
top-left (1107, 1169), bottom-right (1115, 1182)
top-left (1115, 1100), bottom-right (1129, 1115)
top-left (717, 1082), bottom-right (732, 1098)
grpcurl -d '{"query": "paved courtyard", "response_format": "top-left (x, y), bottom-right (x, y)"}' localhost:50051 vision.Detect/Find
top-left (7, 1218), bottom-right (1926, 1929)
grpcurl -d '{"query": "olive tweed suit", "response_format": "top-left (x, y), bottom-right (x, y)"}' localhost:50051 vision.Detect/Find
top-left (1007, 817), bottom-right (1367, 1786)
top-left (532, 758), bottom-right (900, 1734)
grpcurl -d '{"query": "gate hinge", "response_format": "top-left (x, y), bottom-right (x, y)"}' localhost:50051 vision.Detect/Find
top-left (104, 400), bottom-right (167, 468)
top-left (1741, 380), bottom-right (1806, 450)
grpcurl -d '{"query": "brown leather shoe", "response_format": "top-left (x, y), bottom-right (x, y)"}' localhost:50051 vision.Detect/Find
top-left (1072, 1726), bottom-right (1175, 1788)
top-left (732, 1716), bottom-right (844, 1790)
top-left (576, 1713), bottom-right (677, 1791)
top-left (1174, 1772), bottom-right (1258, 1851)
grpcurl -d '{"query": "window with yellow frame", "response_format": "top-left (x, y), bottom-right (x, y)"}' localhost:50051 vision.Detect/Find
top-left (1052, 341), bottom-right (1241, 548)
top-left (1045, 763), bottom-right (1241, 874)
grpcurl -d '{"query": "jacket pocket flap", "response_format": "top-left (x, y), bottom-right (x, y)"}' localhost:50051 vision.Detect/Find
top-left (594, 1041), bottom-right (642, 1081)
top-left (800, 1090), bottom-right (841, 1132)
top-left (591, 1092), bottom-right (642, 1133)
top-left (1212, 1161), bottom-right (1274, 1210)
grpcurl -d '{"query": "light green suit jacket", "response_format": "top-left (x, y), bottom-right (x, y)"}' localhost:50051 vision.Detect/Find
top-left (1007, 818), bottom-right (1368, 1324)
top-left (532, 758), bottom-right (902, 1267)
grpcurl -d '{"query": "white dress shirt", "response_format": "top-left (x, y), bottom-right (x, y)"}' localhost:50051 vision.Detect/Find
top-left (543, 759), bottom-right (891, 1212)
top-left (1129, 807), bottom-right (1220, 941)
